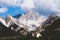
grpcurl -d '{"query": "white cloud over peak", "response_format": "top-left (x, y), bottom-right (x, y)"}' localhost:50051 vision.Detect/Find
top-left (0, 0), bottom-right (60, 16)
top-left (21, 0), bottom-right (60, 16)
top-left (0, 7), bottom-right (8, 13)
top-left (21, 0), bottom-right (35, 9)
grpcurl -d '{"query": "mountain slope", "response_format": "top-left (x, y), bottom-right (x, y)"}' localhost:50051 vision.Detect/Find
top-left (18, 11), bottom-right (45, 32)
top-left (0, 11), bottom-right (46, 38)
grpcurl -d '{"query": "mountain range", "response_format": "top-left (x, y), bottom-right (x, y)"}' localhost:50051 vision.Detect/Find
top-left (0, 11), bottom-right (60, 39)
top-left (0, 11), bottom-right (45, 33)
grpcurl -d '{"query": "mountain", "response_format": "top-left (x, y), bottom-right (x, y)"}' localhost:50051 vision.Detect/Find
top-left (18, 11), bottom-right (45, 32)
top-left (0, 17), bottom-right (8, 27)
top-left (0, 11), bottom-right (45, 32)
top-left (41, 14), bottom-right (60, 40)
top-left (0, 12), bottom-right (60, 39)
top-left (0, 11), bottom-right (46, 38)
top-left (13, 14), bottom-right (22, 19)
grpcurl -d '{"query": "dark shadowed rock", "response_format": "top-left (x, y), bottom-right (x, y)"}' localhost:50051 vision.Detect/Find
top-left (42, 14), bottom-right (60, 40)
top-left (13, 14), bottom-right (22, 19)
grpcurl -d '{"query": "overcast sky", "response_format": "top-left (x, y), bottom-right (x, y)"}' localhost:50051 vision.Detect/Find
top-left (0, 0), bottom-right (60, 18)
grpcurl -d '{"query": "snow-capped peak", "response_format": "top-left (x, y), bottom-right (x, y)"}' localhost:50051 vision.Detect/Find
top-left (0, 17), bottom-right (11, 27)
top-left (0, 11), bottom-right (45, 33)
top-left (18, 11), bottom-right (45, 32)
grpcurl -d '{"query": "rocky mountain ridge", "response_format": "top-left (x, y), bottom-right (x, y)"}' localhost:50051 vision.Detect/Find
top-left (0, 11), bottom-right (45, 37)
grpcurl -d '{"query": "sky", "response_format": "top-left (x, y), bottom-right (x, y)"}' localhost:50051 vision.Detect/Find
top-left (0, 0), bottom-right (60, 18)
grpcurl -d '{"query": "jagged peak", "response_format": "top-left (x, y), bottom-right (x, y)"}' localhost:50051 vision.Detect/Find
top-left (5, 15), bottom-right (11, 23)
top-left (19, 11), bottom-right (44, 21)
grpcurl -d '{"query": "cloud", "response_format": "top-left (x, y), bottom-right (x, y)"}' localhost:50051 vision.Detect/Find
top-left (0, 0), bottom-right (35, 9)
top-left (0, 7), bottom-right (8, 13)
top-left (0, 0), bottom-right (60, 16)
top-left (21, 0), bottom-right (60, 16)
top-left (33, 0), bottom-right (60, 15)
top-left (21, 0), bottom-right (35, 9)
top-left (0, 0), bottom-right (24, 6)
